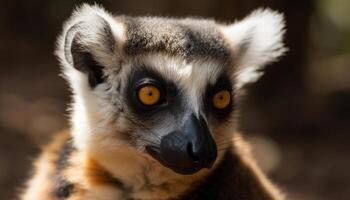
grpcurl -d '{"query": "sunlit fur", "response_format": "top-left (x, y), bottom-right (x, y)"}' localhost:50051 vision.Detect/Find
top-left (22, 4), bottom-right (286, 200)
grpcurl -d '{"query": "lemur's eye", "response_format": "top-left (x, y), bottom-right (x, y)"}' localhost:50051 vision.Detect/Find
top-left (138, 85), bottom-right (161, 106)
top-left (212, 90), bottom-right (231, 109)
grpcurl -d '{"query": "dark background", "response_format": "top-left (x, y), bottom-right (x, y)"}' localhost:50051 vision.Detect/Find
top-left (1, 0), bottom-right (350, 199)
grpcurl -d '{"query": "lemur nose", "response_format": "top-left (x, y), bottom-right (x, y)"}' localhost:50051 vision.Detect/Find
top-left (157, 114), bottom-right (217, 174)
top-left (184, 114), bottom-right (217, 168)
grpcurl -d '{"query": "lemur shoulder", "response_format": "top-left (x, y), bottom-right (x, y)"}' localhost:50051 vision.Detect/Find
top-left (21, 4), bottom-right (287, 200)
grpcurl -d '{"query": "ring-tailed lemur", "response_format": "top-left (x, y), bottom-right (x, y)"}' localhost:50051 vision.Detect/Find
top-left (21, 4), bottom-right (287, 200)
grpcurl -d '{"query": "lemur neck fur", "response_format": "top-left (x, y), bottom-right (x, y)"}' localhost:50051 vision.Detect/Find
top-left (81, 140), bottom-right (221, 199)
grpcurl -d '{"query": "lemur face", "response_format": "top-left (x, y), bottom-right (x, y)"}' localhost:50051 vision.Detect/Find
top-left (122, 55), bottom-right (233, 174)
top-left (57, 5), bottom-right (285, 175)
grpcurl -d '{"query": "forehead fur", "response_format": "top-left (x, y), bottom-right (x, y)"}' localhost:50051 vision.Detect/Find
top-left (119, 16), bottom-right (231, 62)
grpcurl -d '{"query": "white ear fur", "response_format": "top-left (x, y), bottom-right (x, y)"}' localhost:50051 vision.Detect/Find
top-left (222, 8), bottom-right (286, 88)
top-left (56, 4), bottom-right (124, 86)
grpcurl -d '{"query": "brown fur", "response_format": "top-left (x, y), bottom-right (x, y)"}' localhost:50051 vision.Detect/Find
top-left (21, 131), bottom-right (284, 200)
top-left (21, 131), bottom-right (71, 200)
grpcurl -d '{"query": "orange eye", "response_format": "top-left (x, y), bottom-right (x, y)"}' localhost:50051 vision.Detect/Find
top-left (138, 85), bottom-right (161, 106)
top-left (212, 90), bottom-right (231, 109)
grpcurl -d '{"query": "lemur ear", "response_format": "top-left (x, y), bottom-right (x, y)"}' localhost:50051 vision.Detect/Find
top-left (56, 4), bottom-right (124, 88)
top-left (222, 8), bottom-right (286, 88)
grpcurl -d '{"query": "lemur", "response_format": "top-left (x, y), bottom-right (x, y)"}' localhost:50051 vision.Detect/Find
top-left (21, 4), bottom-right (287, 200)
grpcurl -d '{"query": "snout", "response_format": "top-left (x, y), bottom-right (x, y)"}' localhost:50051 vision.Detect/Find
top-left (146, 114), bottom-right (217, 175)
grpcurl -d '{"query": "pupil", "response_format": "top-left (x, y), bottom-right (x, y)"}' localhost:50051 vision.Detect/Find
top-left (148, 91), bottom-right (153, 96)
top-left (219, 95), bottom-right (223, 100)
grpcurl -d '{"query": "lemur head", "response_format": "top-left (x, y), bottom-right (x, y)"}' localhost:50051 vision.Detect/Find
top-left (57, 4), bottom-right (285, 175)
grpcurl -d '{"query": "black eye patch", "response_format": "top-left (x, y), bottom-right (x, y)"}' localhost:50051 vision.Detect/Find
top-left (203, 73), bottom-right (234, 120)
top-left (125, 65), bottom-right (182, 119)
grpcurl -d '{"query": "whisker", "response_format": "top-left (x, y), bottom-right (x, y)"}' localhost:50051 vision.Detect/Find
top-left (216, 139), bottom-right (235, 146)
top-left (89, 115), bottom-right (163, 146)
top-left (123, 115), bottom-right (162, 142)
top-left (217, 146), bottom-right (233, 152)
top-left (136, 137), bottom-right (160, 146)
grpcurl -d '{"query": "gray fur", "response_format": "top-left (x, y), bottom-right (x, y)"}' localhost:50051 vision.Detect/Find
top-left (119, 16), bottom-right (231, 62)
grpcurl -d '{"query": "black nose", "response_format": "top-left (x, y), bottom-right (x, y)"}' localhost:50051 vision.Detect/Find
top-left (155, 114), bottom-right (217, 174)
top-left (183, 114), bottom-right (217, 167)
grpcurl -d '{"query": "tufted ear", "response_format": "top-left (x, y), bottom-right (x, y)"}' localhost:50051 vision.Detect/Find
top-left (56, 4), bottom-right (124, 88)
top-left (222, 8), bottom-right (286, 88)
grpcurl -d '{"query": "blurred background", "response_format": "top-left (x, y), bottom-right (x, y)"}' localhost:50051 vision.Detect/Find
top-left (0, 0), bottom-right (349, 199)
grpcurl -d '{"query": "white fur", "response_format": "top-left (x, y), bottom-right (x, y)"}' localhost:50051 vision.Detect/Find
top-left (222, 8), bottom-right (286, 88)
top-left (57, 3), bottom-right (125, 68)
